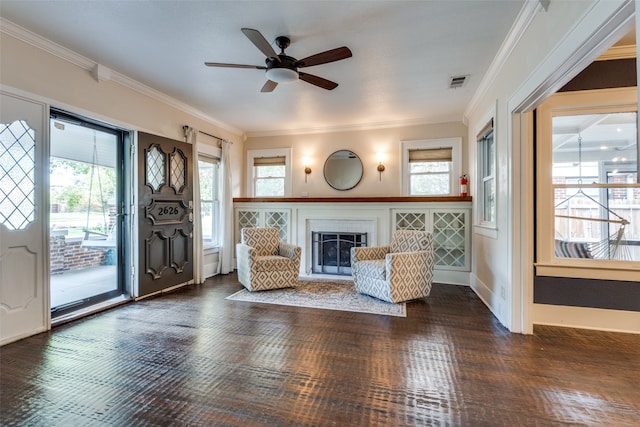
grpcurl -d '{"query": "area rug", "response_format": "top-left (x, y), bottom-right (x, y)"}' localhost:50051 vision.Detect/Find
top-left (225, 278), bottom-right (406, 317)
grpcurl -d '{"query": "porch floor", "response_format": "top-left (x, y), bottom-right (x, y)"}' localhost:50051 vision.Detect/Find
top-left (50, 265), bottom-right (118, 309)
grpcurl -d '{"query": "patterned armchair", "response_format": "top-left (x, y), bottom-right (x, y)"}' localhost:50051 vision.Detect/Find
top-left (236, 227), bottom-right (302, 291)
top-left (350, 230), bottom-right (434, 303)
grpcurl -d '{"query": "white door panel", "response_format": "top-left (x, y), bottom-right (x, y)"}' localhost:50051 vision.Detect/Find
top-left (0, 91), bottom-right (48, 345)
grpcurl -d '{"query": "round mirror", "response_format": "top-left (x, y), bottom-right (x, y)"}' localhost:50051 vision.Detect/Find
top-left (323, 150), bottom-right (363, 191)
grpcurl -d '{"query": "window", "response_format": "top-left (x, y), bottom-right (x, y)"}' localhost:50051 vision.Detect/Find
top-left (254, 156), bottom-right (285, 196)
top-left (551, 112), bottom-right (638, 261)
top-left (247, 148), bottom-right (291, 197)
top-left (477, 119), bottom-right (495, 226)
top-left (408, 148), bottom-right (452, 195)
top-left (198, 155), bottom-right (220, 247)
top-left (401, 138), bottom-right (461, 196)
top-left (536, 88), bottom-right (639, 277)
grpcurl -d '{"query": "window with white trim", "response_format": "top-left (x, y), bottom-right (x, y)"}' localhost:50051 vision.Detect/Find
top-left (254, 156), bottom-right (285, 196)
top-left (401, 138), bottom-right (461, 196)
top-left (198, 155), bottom-right (220, 248)
top-left (477, 119), bottom-right (496, 226)
top-left (408, 148), bottom-right (452, 195)
top-left (247, 148), bottom-right (291, 197)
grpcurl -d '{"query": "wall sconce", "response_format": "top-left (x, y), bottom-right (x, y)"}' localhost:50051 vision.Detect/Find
top-left (376, 152), bottom-right (386, 181)
top-left (303, 157), bottom-right (312, 183)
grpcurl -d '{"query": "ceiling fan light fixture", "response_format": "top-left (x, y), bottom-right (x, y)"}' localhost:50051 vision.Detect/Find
top-left (266, 67), bottom-right (298, 83)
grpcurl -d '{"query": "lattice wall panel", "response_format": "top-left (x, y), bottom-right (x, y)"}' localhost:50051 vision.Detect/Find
top-left (433, 212), bottom-right (465, 267)
top-left (395, 212), bottom-right (426, 231)
top-left (265, 211), bottom-right (288, 241)
top-left (237, 210), bottom-right (259, 242)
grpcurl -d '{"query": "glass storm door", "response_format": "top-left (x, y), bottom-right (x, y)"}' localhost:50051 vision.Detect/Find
top-left (49, 111), bottom-right (126, 316)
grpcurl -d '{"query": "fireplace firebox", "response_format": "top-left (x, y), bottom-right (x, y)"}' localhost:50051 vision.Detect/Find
top-left (312, 232), bottom-right (367, 275)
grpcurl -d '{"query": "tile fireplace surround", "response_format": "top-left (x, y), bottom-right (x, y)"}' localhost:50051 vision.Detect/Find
top-left (234, 197), bottom-right (472, 285)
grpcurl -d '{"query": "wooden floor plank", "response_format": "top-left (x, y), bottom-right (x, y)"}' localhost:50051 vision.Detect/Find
top-left (1, 273), bottom-right (639, 426)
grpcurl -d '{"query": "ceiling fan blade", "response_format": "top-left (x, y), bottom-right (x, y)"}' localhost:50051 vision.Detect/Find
top-left (205, 62), bottom-right (266, 69)
top-left (296, 47), bottom-right (352, 68)
top-left (261, 80), bottom-right (278, 93)
top-left (298, 72), bottom-right (338, 90)
top-left (241, 28), bottom-right (279, 60)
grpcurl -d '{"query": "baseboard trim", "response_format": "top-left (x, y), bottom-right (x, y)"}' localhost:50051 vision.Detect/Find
top-left (532, 303), bottom-right (640, 334)
top-left (470, 273), bottom-right (509, 329)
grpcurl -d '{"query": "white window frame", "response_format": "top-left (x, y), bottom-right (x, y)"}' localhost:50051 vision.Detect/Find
top-left (536, 88), bottom-right (638, 280)
top-left (474, 105), bottom-right (498, 239)
top-left (246, 148), bottom-right (292, 197)
top-left (198, 143), bottom-right (222, 250)
top-left (477, 119), bottom-right (496, 229)
top-left (401, 138), bottom-right (461, 196)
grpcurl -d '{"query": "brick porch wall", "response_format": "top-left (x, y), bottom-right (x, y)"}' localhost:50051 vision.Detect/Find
top-left (50, 235), bottom-right (108, 274)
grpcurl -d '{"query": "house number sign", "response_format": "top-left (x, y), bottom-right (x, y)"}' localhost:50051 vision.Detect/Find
top-left (145, 200), bottom-right (192, 225)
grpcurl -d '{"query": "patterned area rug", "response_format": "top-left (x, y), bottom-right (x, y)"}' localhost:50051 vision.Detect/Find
top-left (226, 278), bottom-right (406, 317)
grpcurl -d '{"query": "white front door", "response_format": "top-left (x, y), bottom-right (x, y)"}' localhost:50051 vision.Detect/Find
top-left (0, 91), bottom-right (48, 345)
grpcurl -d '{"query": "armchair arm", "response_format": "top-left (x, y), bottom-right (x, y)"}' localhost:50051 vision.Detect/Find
top-left (279, 241), bottom-right (302, 266)
top-left (386, 250), bottom-right (434, 282)
top-left (236, 242), bottom-right (255, 267)
top-left (351, 245), bottom-right (390, 263)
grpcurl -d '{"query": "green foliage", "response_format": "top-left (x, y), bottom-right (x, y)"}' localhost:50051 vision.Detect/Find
top-left (61, 186), bottom-right (83, 211)
top-left (50, 157), bottom-right (116, 213)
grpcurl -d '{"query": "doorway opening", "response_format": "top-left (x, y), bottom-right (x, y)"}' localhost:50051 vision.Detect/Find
top-left (49, 110), bottom-right (129, 317)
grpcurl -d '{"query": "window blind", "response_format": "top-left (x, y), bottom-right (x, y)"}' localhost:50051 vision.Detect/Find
top-left (477, 118), bottom-right (494, 140)
top-left (409, 148), bottom-right (452, 162)
top-left (253, 156), bottom-right (286, 166)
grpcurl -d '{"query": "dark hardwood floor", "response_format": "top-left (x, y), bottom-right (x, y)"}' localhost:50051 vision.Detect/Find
top-left (1, 273), bottom-right (639, 426)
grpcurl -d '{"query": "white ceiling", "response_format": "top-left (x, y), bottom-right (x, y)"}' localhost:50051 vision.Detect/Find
top-left (0, 0), bottom-right (526, 137)
top-left (552, 113), bottom-right (637, 164)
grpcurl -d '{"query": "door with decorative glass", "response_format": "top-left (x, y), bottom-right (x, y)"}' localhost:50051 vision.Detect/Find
top-left (138, 132), bottom-right (193, 297)
top-left (0, 92), bottom-right (48, 345)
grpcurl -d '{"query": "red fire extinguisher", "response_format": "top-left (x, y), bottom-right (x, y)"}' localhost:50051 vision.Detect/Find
top-left (460, 174), bottom-right (468, 197)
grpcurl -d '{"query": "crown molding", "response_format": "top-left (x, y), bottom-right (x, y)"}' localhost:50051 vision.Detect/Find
top-left (0, 18), bottom-right (95, 69)
top-left (245, 114), bottom-right (464, 138)
top-left (463, 0), bottom-right (541, 122)
top-left (0, 17), bottom-right (244, 138)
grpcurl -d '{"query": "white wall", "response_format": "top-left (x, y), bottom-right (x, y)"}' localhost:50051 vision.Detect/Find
top-left (464, 0), bottom-right (637, 333)
top-left (244, 121), bottom-right (467, 198)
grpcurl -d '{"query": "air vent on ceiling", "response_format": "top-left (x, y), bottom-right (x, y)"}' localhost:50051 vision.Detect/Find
top-left (449, 75), bottom-right (469, 89)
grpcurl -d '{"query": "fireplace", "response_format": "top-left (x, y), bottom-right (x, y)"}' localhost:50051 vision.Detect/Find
top-left (312, 232), bottom-right (367, 275)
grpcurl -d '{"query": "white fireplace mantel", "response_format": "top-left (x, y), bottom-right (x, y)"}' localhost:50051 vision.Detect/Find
top-left (234, 197), bottom-right (472, 285)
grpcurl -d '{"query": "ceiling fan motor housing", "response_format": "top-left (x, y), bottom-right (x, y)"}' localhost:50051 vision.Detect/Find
top-left (266, 55), bottom-right (298, 72)
top-left (266, 36), bottom-right (298, 74)
top-left (265, 52), bottom-right (299, 83)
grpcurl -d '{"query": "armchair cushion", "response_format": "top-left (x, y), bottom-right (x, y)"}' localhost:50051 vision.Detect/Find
top-left (241, 227), bottom-right (279, 256)
top-left (252, 255), bottom-right (297, 272)
top-left (390, 230), bottom-right (431, 253)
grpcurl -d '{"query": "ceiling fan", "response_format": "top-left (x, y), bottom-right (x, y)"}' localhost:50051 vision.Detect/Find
top-left (205, 28), bottom-right (352, 92)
